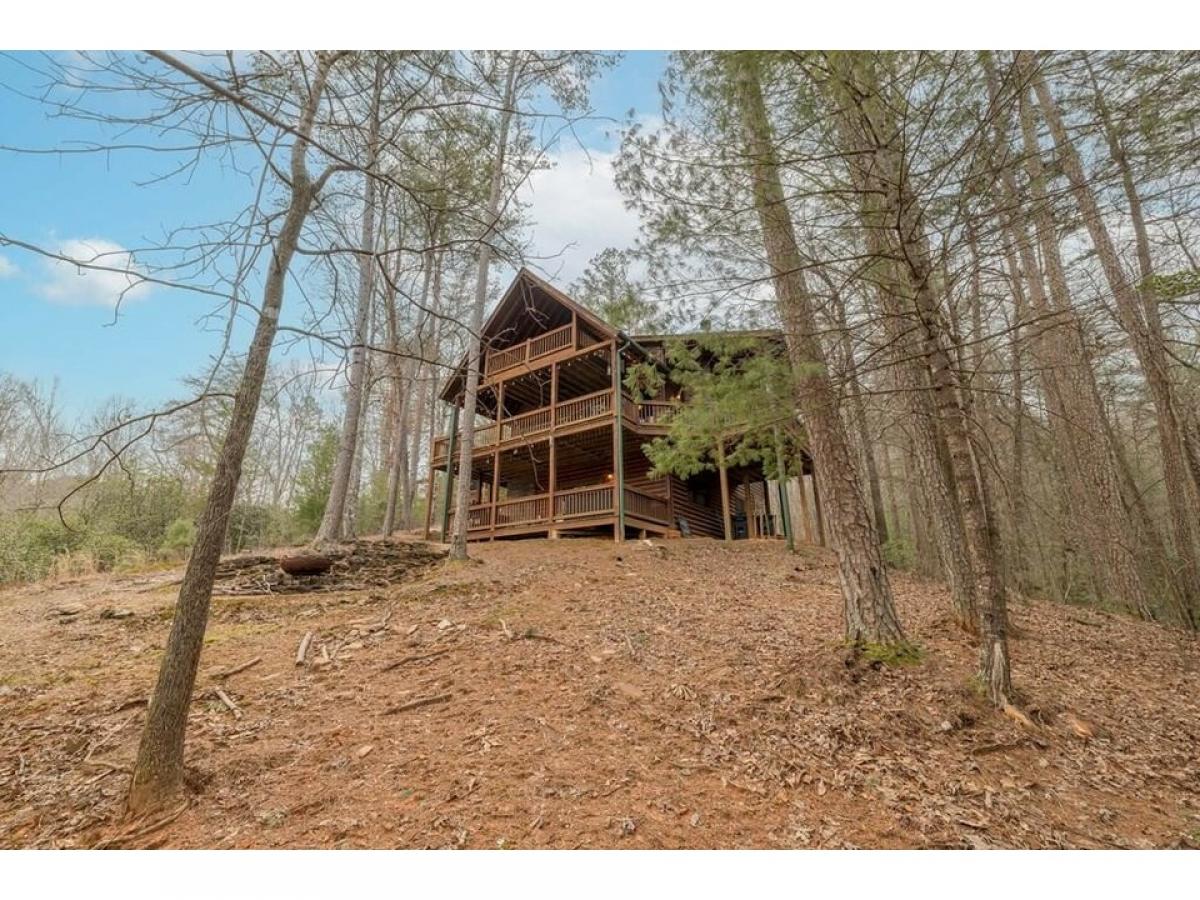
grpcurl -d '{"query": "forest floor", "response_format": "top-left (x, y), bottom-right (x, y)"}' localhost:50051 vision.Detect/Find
top-left (2, 535), bottom-right (1199, 849)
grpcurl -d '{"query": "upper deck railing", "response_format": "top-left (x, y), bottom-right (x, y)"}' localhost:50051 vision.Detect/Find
top-left (483, 323), bottom-right (575, 377)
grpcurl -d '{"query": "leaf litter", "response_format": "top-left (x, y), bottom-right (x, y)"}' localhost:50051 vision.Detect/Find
top-left (1, 535), bottom-right (1197, 848)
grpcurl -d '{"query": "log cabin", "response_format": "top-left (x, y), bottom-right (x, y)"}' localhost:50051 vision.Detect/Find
top-left (423, 268), bottom-right (819, 543)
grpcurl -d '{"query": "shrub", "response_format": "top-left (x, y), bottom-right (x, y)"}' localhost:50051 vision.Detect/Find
top-left (0, 514), bottom-right (86, 583)
top-left (226, 504), bottom-right (304, 553)
top-left (79, 475), bottom-right (191, 552)
top-left (293, 427), bottom-right (339, 535)
top-left (881, 537), bottom-right (915, 570)
top-left (81, 531), bottom-right (146, 572)
top-left (159, 517), bottom-right (197, 558)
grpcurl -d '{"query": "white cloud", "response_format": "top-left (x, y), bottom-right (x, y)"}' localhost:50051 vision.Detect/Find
top-left (36, 238), bottom-right (153, 308)
top-left (0, 255), bottom-right (17, 279)
top-left (520, 146), bottom-right (641, 284)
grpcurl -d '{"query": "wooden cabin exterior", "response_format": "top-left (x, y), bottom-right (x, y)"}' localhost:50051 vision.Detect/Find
top-left (423, 269), bottom-right (811, 543)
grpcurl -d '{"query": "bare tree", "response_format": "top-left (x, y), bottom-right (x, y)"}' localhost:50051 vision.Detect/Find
top-left (126, 50), bottom-right (348, 814)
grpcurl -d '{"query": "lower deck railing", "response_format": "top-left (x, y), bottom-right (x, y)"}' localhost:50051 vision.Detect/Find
top-left (623, 487), bottom-right (669, 525)
top-left (447, 483), bottom-right (669, 534)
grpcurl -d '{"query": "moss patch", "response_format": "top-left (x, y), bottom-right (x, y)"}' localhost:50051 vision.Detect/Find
top-left (858, 640), bottom-right (924, 667)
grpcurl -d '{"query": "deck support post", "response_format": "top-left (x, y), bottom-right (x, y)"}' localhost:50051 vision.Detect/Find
top-left (548, 435), bottom-right (557, 539)
top-left (491, 381), bottom-right (505, 539)
top-left (490, 448), bottom-right (501, 539)
top-left (439, 403), bottom-right (460, 541)
top-left (422, 456), bottom-right (438, 540)
top-left (612, 341), bottom-right (626, 542)
top-left (550, 362), bottom-right (559, 426)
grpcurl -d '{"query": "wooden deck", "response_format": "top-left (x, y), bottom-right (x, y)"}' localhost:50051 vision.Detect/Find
top-left (483, 322), bottom-right (576, 380)
top-left (428, 269), bottom-right (801, 547)
top-left (431, 387), bottom-right (675, 466)
top-left (446, 482), bottom-right (671, 540)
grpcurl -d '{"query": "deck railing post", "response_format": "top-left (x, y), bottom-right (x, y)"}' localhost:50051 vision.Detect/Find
top-left (496, 379), bottom-right (505, 440)
top-left (548, 436), bottom-right (558, 539)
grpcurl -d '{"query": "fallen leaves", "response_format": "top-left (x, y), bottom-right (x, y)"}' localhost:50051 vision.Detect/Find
top-left (2, 537), bottom-right (1198, 850)
top-left (1063, 712), bottom-right (1097, 740)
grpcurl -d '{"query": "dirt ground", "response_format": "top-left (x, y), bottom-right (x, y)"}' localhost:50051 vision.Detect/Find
top-left (2, 535), bottom-right (1198, 849)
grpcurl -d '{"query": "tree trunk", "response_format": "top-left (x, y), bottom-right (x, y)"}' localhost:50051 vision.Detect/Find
top-left (997, 218), bottom-right (1034, 594)
top-left (449, 54), bottom-right (520, 561)
top-left (342, 302), bottom-right (375, 539)
top-left (826, 51), bottom-right (1008, 697)
top-left (823, 62), bottom-right (980, 632)
top-left (880, 439), bottom-right (903, 548)
top-left (728, 51), bottom-right (905, 647)
top-left (406, 253), bottom-right (444, 528)
top-left (382, 374), bottom-right (412, 534)
top-left (829, 285), bottom-right (889, 545)
top-left (403, 251), bottom-right (441, 528)
top-left (1001, 54), bottom-right (1156, 619)
top-left (383, 251), bottom-right (434, 535)
top-left (716, 437), bottom-right (732, 542)
top-left (127, 52), bottom-right (338, 816)
top-left (317, 69), bottom-right (382, 544)
top-left (1026, 52), bottom-right (1199, 625)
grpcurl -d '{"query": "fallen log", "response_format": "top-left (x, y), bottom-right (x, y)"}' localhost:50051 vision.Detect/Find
top-left (279, 554), bottom-right (333, 577)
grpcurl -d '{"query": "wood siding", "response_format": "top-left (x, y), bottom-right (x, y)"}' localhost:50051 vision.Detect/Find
top-left (668, 472), bottom-right (725, 538)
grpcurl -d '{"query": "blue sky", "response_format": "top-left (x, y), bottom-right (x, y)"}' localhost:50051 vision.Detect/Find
top-left (0, 51), bottom-right (667, 416)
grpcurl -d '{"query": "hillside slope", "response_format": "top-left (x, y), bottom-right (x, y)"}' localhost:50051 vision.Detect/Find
top-left (1, 537), bottom-right (1198, 848)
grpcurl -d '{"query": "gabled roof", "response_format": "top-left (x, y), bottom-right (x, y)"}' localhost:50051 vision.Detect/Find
top-left (437, 269), bottom-right (786, 405)
top-left (439, 268), bottom-right (617, 403)
top-left (514, 268), bottom-right (618, 342)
